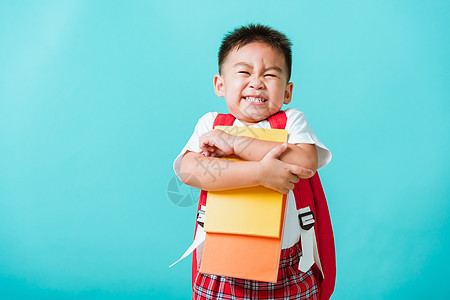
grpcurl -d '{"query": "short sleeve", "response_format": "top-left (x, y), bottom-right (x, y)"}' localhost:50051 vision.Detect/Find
top-left (173, 112), bottom-right (218, 179)
top-left (285, 108), bottom-right (332, 169)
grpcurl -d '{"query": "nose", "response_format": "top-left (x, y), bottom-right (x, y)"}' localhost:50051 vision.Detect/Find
top-left (249, 76), bottom-right (264, 90)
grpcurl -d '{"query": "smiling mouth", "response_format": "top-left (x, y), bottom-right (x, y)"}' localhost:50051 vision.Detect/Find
top-left (243, 96), bottom-right (267, 103)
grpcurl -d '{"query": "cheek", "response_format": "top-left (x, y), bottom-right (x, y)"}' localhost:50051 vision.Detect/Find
top-left (228, 82), bottom-right (246, 97)
top-left (269, 91), bottom-right (282, 101)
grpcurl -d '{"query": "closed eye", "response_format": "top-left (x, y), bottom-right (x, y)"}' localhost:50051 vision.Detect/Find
top-left (238, 71), bottom-right (250, 75)
top-left (265, 74), bottom-right (277, 77)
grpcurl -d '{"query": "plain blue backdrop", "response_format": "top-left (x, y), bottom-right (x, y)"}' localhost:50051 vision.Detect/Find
top-left (0, 1), bottom-right (448, 299)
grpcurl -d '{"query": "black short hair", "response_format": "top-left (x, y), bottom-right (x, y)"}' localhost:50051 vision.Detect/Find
top-left (218, 24), bottom-right (292, 81)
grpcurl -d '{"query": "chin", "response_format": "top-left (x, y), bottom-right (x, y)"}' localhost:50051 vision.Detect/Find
top-left (243, 116), bottom-right (268, 125)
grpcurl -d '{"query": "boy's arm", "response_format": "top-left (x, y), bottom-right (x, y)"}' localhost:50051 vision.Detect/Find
top-left (199, 129), bottom-right (318, 173)
top-left (179, 143), bottom-right (314, 194)
top-left (234, 138), bottom-right (318, 172)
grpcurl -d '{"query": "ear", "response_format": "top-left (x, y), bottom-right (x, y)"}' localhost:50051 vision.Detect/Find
top-left (213, 74), bottom-right (225, 97)
top-left (283, 82), bottom-right (293, 104)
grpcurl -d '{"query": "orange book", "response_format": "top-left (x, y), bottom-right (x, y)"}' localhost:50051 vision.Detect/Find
top-left (200, 195), bottom-right (287, 283)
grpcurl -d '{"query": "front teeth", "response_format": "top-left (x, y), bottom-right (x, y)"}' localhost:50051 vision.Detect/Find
top-left (246, 97), bottom-right (266, 103)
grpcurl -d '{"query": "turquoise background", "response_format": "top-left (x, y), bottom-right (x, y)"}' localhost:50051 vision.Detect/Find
top-left (0, 0), bottom-right (448, 299)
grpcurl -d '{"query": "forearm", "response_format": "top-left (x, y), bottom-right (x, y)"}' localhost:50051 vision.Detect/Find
top-left (179, 151), bottom-right (260, 191)
top-left (233, 136), bottom-right (318, 172)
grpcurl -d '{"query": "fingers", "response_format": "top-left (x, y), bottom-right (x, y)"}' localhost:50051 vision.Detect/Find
top-left (288, 173), bottom-right (300, 184)
top-left (264, 143), bottom-right (288, 160)
top-left (211, 149), bottom-right (227, 157)
top-left (281, 188), bottom-right (290, 195)
top-left (200, 145), bottom-right (215, 152)
top-left (200, 135), bottom-right (234, 156)
top-left (290, 165), bottom-right (315, 179)
top-left (200, 144), bottom-right (215, 156)
top-left (200, 145), bottom-right (228, 158)
top-left (283, 182), bottom-right (295, 194)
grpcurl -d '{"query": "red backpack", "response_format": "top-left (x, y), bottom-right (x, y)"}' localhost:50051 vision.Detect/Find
top-left (192, 111), bottom-right (336, 300)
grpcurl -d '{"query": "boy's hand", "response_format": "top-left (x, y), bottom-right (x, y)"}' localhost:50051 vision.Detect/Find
top-left (199, 129), bottom-right (235, 157)
top-left (257, 143), bottom-right (315, 194)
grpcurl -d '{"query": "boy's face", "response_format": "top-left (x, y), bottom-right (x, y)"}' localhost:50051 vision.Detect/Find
top-left (214, 42), bottom-right (293, 126)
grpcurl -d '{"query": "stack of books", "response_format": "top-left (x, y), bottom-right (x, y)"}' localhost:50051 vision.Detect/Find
top-left (200, 126), bottom-right (288, 283)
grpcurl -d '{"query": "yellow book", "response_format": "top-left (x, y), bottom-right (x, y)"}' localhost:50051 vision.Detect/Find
top-left (215, 126), bottom-right (288, 143)
top-left (203, 126), bottom-right (288, 238)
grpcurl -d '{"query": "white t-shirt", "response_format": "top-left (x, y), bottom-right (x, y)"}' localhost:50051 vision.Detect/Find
top-left (173, 108), bottom-right (331, 249)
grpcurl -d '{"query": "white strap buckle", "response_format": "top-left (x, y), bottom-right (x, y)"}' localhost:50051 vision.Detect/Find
top-left (197, 205), bottom-right (206, 227)
top-left (298, 207), bottom-right (315, 230)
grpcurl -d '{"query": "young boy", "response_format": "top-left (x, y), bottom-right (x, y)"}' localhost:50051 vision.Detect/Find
top-left (173, 24), bottom-right (333, 300)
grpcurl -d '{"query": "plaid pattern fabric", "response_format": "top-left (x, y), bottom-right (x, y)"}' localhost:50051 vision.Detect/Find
top-left (193, 242), bottom-right (318, 300)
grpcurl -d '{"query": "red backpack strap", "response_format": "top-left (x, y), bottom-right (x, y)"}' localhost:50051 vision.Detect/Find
top-left (268, 110), bottom-right (287, 129)
top-left (213, 113), bottom-right (235, 128)
top-left (309, 173), bottom-right (336, 300)
top-left (272, 109), bottom-right (335, 298)
top-left (293, 173), bottom-right (336, 299)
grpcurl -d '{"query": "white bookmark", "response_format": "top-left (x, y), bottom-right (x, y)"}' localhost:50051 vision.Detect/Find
top-left (169, 224), bottom-right (205, 268)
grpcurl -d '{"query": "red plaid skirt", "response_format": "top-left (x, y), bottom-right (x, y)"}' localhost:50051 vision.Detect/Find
top-left (193, 241), bottom-right (318, 300)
